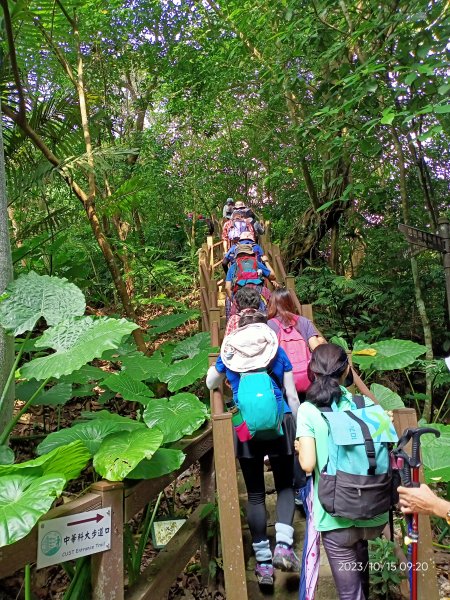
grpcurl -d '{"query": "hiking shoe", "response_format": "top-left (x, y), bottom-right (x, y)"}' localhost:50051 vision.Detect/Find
top-left (255, 561), bottom-right (274, 586)
top-left (273, 543), bottom-right (300, 572)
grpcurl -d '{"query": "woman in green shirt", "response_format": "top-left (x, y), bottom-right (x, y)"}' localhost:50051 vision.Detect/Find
top-left (296, 344), bottom-right (387, 600)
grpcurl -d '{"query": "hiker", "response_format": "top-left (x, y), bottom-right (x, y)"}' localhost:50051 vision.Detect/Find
top-left (222, 230), bottom-right (265, 274)
top-left (206, 311), bottom-right (301, 587)
top-left (221, 207), bottom-right (255, 252)
top-left (398, 484), bottom-right (450, 521)
top-left (296, 343), bottom-right (395, 600)
top-left (225, 286), bottom-right (261, 336)
top-left (267, 288), bottom-right (326, 504)
top-left (222, 197), bottom-right (235, 219)
top-left (224, 243), bottom-right (277, 320)
top-left (234, 199), bottom-right (265, 239)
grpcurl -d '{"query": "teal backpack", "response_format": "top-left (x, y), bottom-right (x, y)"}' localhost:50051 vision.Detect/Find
top-left (237, 371), bottom-right (284, 440)
top-left (318, 395), bottom-right (398, 520)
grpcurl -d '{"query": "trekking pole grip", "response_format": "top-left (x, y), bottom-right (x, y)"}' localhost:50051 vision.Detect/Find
top-left (410, 427), bottom-right (440, 465)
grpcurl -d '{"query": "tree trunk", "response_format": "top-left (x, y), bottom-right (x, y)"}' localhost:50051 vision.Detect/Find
top-left (391, 126), bottom-right (433, 421)
top-left (0, 102), bottom-right (15, 434)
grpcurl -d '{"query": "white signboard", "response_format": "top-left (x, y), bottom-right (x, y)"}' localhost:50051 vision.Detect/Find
top-left (37, 508), bottom-right (111, 569)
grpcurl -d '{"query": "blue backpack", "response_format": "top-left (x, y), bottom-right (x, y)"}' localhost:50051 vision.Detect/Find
top-left (318, 395), bottom-right (398, 520)
top-left (237, 371), bottom-right (284, 440)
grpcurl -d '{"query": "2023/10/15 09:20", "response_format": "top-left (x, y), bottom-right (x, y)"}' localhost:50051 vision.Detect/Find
top-left (338, 561), bottom-right (429, 572)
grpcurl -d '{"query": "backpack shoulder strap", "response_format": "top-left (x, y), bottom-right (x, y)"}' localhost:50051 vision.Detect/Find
top-left (352, 394), bottom-right (365, 409)
top-left (345, 411), bottom-right (377, 475)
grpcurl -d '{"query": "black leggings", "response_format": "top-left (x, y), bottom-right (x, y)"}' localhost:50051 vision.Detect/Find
top-left (239, 454), bottom-right (295, 543)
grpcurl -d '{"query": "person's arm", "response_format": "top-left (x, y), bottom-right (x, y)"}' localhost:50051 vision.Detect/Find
top-left (398, 484), bottom-right (450, 519)
top-left (225, 280), bottom-right (232, 298)
top-left (259, 261), bottom-right (276, 282)
top-left (308, 335), bottom-right (327, 350)
top-left (283, 370), bottom-right (300, 421)
top-left (298, 437), bottom-right (316, 473)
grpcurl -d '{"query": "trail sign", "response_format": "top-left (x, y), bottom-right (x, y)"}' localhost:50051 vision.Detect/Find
top-left (398, 224), bottom-right (445, 252)
top-left (37, 507), bottom-right (111, 569)
top-left (399, 218), bottom-right (450, 321)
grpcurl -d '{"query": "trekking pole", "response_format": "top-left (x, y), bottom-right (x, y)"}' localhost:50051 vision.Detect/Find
top-left (394, 427), bottom-right (440, 600)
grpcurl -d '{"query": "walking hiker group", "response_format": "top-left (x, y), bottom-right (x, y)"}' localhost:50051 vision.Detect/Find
top-left (205, 201), bottom-right (442, 599)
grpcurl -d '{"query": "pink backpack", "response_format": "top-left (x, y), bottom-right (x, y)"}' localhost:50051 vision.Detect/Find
top-left (273, 316), bottom-right (311, 392)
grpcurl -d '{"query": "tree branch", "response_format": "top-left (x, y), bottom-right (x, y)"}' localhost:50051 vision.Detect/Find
top-left (0, 0), bottom-right (27, 120)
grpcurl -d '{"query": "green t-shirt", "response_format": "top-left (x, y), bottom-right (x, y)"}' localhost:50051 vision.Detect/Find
top-left (296, 387), bottom-right (388, 532)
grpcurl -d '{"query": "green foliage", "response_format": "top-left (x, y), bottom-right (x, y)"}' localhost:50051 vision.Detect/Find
top-left (143, 394), bottom-right (208, 443)
top-left (161, 350), bottom-right (210, 392)
top-left (93, 428), bottom-right (164, 481)
top-left (420, 424), bottom-right (450, 483)
top-left (146, 311), bottom-right (200, 337)
top-left (171, 332), bottom-right (213, 359)
top-left (0, 441), bottom-right (90, 481)
top-left (127, 448), bottom-right (185, 479)
top-left (0, 446), bottom-right (14, 465)
top-left (368, 538), bottom-right (405, 598)
top-left (352, 339), bottom-right (427, 371)
top-left (0, 474), bottom-right (66, 547)
top-left (37, 418), bottom-right (145, 456)
top-left (102, 372), bottom-right (154, 404)
top-left (0, 272), bottom-right (85, 335)
top-left (370, 384), bottom-right (405, 410)
top-left (20, 317), bottom-right (138, 380)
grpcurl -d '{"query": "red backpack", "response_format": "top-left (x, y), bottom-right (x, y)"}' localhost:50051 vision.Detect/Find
top-left (272, 316), bottom-right (311, 392)
top-left (232, 251), bottom-right (262, 292)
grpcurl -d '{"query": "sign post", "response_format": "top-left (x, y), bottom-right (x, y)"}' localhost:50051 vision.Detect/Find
top-left (399, 219), bottom-right (450, 321)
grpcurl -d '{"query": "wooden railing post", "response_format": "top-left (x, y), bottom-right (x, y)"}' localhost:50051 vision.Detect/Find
top-left (207, 236), bottom-right (214, 268)
top-left (209, 279), bottom-right (218, 309)
top-left (199, 448), bottom-right (216, 588)
top-left (91, 481), bottom-right (124, 600)
top-left (209, 308), bottom-right (221, 346)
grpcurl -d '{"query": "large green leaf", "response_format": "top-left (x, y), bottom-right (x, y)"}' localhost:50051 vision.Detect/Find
top-left (33, 382), bottom-right (73, 406)
top-left (120, 353), bottom-right (161, 381)
top-left (103, 372), bottom-right (154, 404)
top-left (421, 424), bottom-right (450, 483)
top-left (93, 429), bottom-right (163, 481)
top-left (370, 384), bottom-right (405, 410)
top-left (161, 350), bottom-right (210, 392)
top-left (0, 446), bottom-right (14, 465)
top-left (0, 441), bottom-right (90, 481)
top-left (127, 449), bottom-right (185, 479)
top-left (20, 317), bottom-right (138, 380)
top-left (0, 271), bottom-right (85, 335)
top-left (352, 339), bottom-right (426, 371)
top-left (0, 474), bottom-right (66, 547)
top-left (171, 332), bottom-right (212, 360)
top-left (37, 418), bottom-right (145, 456)
top-left (143, 393), bottom-right (208, 443)
top-left (59, 365), bottom-right (107, 384)
top-left (146, 311), bottom-right (199, 336)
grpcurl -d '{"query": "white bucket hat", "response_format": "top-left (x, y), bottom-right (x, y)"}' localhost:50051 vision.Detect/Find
top-left (221, 323), bottom-right (278, 372)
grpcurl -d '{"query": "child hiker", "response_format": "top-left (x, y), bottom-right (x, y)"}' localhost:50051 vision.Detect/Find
top-left (206, 311), bottom-right (301, 587)
top-left (296, 344), bottom-right (393, 600)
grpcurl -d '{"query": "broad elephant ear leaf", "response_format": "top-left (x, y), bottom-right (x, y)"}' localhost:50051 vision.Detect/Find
top-left (370, 383), bottom-right (405, 410)
top-left (0, 440), bottom-right (90, 481)
top-left (102, 372), bottom-right (154, 404)
top-left (0, 271), bottom-right (85, 335)
top-left (37, 418), bottom-right (145, 456)
top-left (20, 317), bottom-right (138, 380)
top-left (171, 332), bottom-right (213, 359)
top-left (143, 393), bottom-right (208, 443)
top-left (420, 424), bottom-right (450, 483)
top-left (127, 448), bottom-right (185, 479)
top-left (93, 428), bottom-right (163, 481)
top-left (0, 474), bottom-right (66, 547)
top-left (0, 446), bottom-right (14, 465)
top-left (146, 311), bottom-right (199, 336)
top-left (353, 339), bottom-right (426, 371)
top-left (161, 350), bottom-right (210, 392)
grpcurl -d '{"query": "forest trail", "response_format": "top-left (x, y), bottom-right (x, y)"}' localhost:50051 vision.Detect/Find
top-left (238, 470), bottom-right (338, 600)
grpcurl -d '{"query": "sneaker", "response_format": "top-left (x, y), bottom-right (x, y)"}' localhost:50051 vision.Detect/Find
top-left (255, 561), bottom-right (274, 586)
top-left (273, 542), bottom-right (300, 572)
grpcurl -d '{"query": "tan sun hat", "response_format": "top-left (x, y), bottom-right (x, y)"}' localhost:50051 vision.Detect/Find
top-left (221, 323), bottom-right (278, 372)
top-left (234, 200), bottom-right (246, 209)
